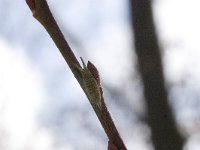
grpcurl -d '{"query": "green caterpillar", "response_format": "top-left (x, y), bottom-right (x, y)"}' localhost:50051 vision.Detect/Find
top-left (74, 57), bottom-right (102, 110)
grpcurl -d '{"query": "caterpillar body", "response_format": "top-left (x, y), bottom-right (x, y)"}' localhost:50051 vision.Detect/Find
top-left (75, 57), bottom-right (102, 109)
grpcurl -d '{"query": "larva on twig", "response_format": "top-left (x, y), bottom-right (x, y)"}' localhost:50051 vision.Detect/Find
top-left (74, 57), bottom-right (102, 110)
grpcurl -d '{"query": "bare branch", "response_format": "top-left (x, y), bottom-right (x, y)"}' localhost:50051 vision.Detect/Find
top-left (26, 0), bottom-right (127, 149)
top-left (129, 0), bottom-right (184, 150)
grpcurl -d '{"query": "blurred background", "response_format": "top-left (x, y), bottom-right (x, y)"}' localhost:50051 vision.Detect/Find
top-left (0, 0), bottom-right (200, 149)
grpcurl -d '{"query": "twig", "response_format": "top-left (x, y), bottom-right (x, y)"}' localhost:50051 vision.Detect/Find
top-left (26, 0), bottom-right (127, 149)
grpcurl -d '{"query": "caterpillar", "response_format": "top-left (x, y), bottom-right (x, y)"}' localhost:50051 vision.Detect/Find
top-left (74, 57), bottom-right (102, 109)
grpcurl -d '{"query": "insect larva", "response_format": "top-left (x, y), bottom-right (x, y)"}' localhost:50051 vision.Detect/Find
top-left (75, 57), bottom-right (102, 109)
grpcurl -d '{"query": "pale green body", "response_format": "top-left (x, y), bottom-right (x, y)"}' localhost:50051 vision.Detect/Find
top-left (75, 58), bottom-right (102, 109)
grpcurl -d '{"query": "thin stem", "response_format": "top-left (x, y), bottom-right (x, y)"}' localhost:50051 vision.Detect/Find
top-left (26, 0), bottom-right (127, 149)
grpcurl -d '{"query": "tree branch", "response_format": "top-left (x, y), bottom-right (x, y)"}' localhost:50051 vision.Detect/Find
top-left (26, 0), bottom-right (127, 149)
top-left (129, 0), bottom-right (184, 150)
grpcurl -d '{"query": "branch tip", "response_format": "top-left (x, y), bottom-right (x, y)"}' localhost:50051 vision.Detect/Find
top-left (108, 141), bottom-right (118, 150)
top-left (26, 0), bottom-right (36, 14)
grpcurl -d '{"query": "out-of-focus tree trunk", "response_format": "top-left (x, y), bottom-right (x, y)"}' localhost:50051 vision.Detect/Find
top-left (129, 0), bottom-right (184, 150)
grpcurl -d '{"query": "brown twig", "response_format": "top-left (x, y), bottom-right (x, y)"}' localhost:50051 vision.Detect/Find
top-left (26, 0), bottom-right (127, 149)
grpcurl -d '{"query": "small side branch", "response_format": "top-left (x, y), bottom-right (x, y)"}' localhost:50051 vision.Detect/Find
top-left (26, 0), bottom-right (127, 149)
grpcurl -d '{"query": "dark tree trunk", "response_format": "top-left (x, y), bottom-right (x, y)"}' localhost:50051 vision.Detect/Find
top-left (129, 0), bottom-right (184, 150)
